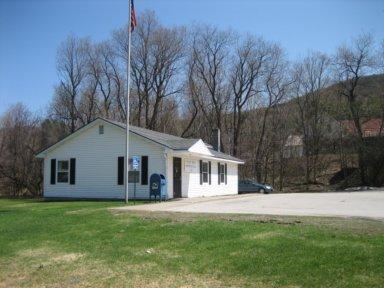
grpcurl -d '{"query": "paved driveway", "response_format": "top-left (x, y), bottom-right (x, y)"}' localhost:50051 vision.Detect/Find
top-left (116, 191), bottom-right (384, 219)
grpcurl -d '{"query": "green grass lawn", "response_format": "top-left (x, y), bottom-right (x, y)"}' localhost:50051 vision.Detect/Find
top-left (0, 199), bottom-right (383, 288)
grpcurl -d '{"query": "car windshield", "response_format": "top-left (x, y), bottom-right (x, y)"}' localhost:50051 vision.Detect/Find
top-left (239, 180), bottom-right (267, 186)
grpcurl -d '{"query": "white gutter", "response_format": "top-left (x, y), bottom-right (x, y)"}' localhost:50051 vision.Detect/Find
top-left (170, 150), bottom-right (245, 164)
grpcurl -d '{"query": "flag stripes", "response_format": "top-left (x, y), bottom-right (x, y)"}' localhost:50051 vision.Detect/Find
top-left (131, 0), bottom-right (137, 32)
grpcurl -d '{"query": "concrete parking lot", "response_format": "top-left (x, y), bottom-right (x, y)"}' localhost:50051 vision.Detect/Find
top-left (117, 191), bottom-right (384, 219)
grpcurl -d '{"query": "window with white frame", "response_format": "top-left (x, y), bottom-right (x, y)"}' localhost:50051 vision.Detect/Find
top-left (57, 160), bottom-right (69, 183)
top-left (202, 161), bottom-right (208, 183)
top-left (219, 164), bottom-right (225, 184)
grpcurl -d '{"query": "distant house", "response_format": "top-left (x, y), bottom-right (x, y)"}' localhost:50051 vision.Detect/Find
top-left (283, 118), bottom-right (384, 159)
top-left (340, 118), bottom-right (383, 138)
top-left (283, 115), bottom-right (343, 159)
top-left (283, 135), bottom-right (304, 158)
top-left (36, 118), bottom-right (243, 199)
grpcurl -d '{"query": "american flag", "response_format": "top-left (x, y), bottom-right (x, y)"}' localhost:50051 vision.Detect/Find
top-left (130, 0), bottom-right (137, 32)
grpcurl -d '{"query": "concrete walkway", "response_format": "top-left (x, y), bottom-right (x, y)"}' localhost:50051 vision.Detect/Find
top-left (115, 191), bottom-right (384, 219)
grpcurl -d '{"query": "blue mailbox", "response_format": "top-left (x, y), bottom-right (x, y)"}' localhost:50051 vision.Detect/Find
top-left (149, 173), bottom-right (167, 201)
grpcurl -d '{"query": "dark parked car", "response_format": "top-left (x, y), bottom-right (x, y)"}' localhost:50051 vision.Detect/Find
top-left (238, 180), bottom-right (273, 194)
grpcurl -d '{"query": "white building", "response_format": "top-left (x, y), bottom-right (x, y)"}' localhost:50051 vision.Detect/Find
top-left (283, 135), bottom-right (304, 158)
top-left (36, 118), bottom-right (244, 199)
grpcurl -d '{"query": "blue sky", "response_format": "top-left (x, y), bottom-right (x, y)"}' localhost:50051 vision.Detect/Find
top-left (1, 0), bottom-right (383, 114)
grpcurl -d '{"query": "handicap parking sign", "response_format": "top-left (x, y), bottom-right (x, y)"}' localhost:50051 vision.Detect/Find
top-left (132, 156), bottom-right (140, 171)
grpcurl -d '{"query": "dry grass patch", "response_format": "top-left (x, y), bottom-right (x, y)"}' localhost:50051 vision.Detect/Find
top-left (244, 231), bottom-right (285, 240)
top-left (116, 210), bottom-right (384, 235)
top-left (2, 247), bottom-right (238, 288)
top-left (126, 274), bottom-right (246, 288)
top-left (65, 207), bottom-right (107, 215)
top-left (17, 248), bottom-right (84, 264)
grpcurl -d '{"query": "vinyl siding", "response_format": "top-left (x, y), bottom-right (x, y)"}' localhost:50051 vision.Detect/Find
top-left (184, 157), bottom-right (238, 198)
top-left (165, 152), bottom-right (174, 198)
top-left (166, 154), bottom-right (238, 198)
top-left (43, 121), bottom-right (166, 199)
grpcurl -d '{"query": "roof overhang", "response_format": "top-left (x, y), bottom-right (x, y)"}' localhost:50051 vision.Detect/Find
top-left (169, 150), bottom-right (245, 164)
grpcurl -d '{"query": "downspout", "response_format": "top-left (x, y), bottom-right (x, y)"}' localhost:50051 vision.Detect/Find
top-left (164, 150), bottom-right (169, 199)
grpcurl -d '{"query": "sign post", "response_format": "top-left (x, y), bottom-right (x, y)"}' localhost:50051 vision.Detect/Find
top-left (132, 156), bottom-right (140, 204)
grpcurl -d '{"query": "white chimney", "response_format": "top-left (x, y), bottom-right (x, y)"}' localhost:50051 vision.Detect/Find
top-left (212, 129), bottom-right (220, 152)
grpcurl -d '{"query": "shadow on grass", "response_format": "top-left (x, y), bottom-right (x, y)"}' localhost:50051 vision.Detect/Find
top-left (0, 196), bottom-right (152, 204)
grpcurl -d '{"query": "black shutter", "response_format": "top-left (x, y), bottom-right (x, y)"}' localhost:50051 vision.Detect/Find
top-left (199, 160), bottom-right (203, 185)
top-left (50, 159), bottom-right (56, 185)
top-left (218, 162), bottom-right (221, 185)
top-left (225, 163), bottom-right (228, 184)
top-left (141, 156), bottom-right (148, 185)
top-left (70, 158), bottom-right (76, 185)
top-left (208, 161), bottom-right (211, 185)
top-left (118, 156), bottom-right (124, 185)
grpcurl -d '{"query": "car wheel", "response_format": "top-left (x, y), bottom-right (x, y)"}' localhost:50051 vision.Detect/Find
top-left (260, 188), bottom-right (265, 194)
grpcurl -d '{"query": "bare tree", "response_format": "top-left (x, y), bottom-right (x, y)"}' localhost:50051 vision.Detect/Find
top-left (113, 11), bottom-right (185, 129)
top-left (53, 35), bottom-right (89, 132)
top-left (334, 34), bottom-right (376, 184)
top-left (86, 42), bottom-right (113, 118)
top-left (229, 36), bottom-right (267, 156)
top-left (78, 78), bottom-right (99, 125)
top-left (379, 40), bottom-right (384, 135)
top-left (379, 40), bottom-right (384, 72)
top-left (180, 59), bottom-right (200, 138)
top-left (275, 105), bottom-right (294, 190)
top-left (189, 26), bottom-right (233, 150)
top-left (253, 44), bottom-right (290, 181)
top-left (293, 52), bottom-right (331, 185)
top-left (147, 26), bottom-right (185, 129)
top-left (0, 104), bottom-right (43, 196)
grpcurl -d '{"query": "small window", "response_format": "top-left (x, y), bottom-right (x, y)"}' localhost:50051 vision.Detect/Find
top-left (202, 162), bottom-right (208, 183)
top-left (99, 125), bottom-right (104, 134)
top-left (219, 164), bottom-right (225, 184)
top-left (57, 160), bottom-right (69, 183)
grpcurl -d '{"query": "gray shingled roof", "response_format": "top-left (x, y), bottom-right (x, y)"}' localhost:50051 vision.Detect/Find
top-left (104, 119), bottom-right (200, 150)
top-left (105, 118), bottom-right (243, 162)
top-left (208, 149), bottom-right (243, 162)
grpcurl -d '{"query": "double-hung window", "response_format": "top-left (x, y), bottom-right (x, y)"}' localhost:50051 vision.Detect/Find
top-left (57, 160), bottom-right (69, 183)
top-left (202, 161), bottom-right (209, 183)
top-left (219, 164), bottom-right (225, 184)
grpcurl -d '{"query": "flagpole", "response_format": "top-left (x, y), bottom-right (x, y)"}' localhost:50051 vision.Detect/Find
top-left (125, 0), bottom-right (132, 204)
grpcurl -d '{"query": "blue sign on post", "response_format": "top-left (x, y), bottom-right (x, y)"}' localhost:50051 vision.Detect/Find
top-left (131, 156), bottom-right (140, 204)
top-left (132, 156), bottom-right (140, 171)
